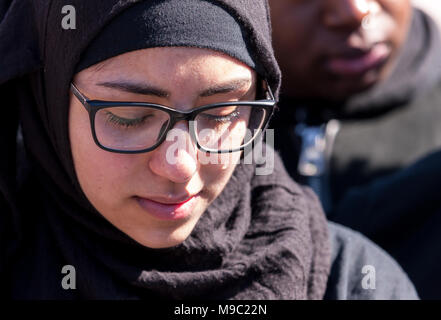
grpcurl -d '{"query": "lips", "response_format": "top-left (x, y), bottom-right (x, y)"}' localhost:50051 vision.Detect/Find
top-left (325, 42), bottom-right (391, 77)
top-left (135, 193), bottom-right (199, 221)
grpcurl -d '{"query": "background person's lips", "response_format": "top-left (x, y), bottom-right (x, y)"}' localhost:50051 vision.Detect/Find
top-left (135, 193), bottom-right (199, 221)
top-left (325, 42), bottom-right (391, 77)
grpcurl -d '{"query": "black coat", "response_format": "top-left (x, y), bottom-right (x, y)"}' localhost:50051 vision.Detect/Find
top-left (333, 150), bottom-right (441, 299)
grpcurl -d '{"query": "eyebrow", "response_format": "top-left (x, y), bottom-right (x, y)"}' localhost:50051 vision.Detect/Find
top-left (199, 78), bottom-right (252, 97)
top-left (96, 81), bottom-right (169, 98)
top-left (96, 78), bottom-right (252, 99)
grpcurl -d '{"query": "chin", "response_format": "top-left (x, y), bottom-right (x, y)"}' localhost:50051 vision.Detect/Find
top-left (139, 236), bottom-right (188, 249)
top-left (132, 229), bottom-right (190, 249)
top-left (327, 74), bottom-right (381, 101)
top-left (129, 215), bottom-right (201, 249)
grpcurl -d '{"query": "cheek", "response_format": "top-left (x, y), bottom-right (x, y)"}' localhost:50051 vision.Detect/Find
top-left (197, 151), bottom-right (242, 200)
top-left (273, 10), bottom-right (311, 53)
top-left (68, 98), bottom-right (138, 208)
top-left (272, 5), bottom-right (321, 75)
top-left (379, 0), bottom-right (412, 41)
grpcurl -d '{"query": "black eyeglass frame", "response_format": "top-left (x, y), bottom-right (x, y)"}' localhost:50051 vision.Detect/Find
top-left (70, 81), bottom-right (276, 154)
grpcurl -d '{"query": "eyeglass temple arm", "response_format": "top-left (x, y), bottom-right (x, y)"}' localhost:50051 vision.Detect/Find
top-left (70, 83), bottom-right (89, 106)
top-left (263, 80), bottom-right (276, 101)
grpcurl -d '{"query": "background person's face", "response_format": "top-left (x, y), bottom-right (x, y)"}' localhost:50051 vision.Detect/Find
top-left (270, 0), bottom-right (411, 100)
top-left (69, 47), bottom-right (256, 248)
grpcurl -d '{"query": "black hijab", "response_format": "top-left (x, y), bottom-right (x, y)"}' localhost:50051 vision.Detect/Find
top-left (0, 0), bottom-right (331, 299)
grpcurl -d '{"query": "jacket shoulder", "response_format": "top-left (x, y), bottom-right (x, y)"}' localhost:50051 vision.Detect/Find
top-left (324, 222), bottom-right (419, 300)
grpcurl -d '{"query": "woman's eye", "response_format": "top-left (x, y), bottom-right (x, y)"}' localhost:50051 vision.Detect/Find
top-left (202, 108), bottom-right (241, 123)
top-left (105, 111), bottom-right (150, 128)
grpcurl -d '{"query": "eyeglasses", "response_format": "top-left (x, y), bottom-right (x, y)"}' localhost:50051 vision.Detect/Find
top-left (70, 81), bottom-right (276, 154)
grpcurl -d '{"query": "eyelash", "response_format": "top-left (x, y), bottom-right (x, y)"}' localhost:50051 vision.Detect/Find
top-left (201, 110), bottom-right (241, 123)
top-left (105, 112), bottom-right (150, 128)
top-left (105, 109), bottom-right (241, 128)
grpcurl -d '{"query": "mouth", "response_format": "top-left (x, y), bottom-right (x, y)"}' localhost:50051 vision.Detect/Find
top-left (324, 42), bottom-right (392, 77)
top-left (134, 193), bottom-right (200, 221)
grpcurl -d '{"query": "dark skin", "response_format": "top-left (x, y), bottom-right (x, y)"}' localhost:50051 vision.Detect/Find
top-left (269, 0), bottom-right (412, 101)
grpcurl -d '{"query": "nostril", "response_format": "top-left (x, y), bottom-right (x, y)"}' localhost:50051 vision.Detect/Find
top-left (149, 139), bottom-right (198, 184)
top-left (173, 150), bottom-right (198, 179)
top-left (165, 159), bottom-right (197, 183)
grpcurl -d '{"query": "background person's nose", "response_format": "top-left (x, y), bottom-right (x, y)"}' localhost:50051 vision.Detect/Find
top-left (323, 0), bottom-right (370, 29)
top-left (148, 121), bottom-right (198, 184)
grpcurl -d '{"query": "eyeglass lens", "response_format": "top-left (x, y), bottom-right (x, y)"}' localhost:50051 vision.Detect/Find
top-left (94, 104), bottom-right (267, 152)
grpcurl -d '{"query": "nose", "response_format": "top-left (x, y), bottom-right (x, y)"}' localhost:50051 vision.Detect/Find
top-left (323, 0), bottom-right (371, 29)
top-left (148, 121), bottom-right (198, 184)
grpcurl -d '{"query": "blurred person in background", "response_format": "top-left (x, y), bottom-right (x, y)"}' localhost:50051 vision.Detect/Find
top-left (268, 0), bottom-right (441, 299)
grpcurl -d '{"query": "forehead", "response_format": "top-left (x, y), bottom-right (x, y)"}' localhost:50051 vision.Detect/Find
top-left (75, 47), bottom-right (255, 88)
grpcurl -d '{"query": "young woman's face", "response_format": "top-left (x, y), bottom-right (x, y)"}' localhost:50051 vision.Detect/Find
top-left (69, 47), bottom-right (256, 248)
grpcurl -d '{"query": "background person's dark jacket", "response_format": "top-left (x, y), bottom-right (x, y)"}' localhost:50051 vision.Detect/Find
top-left (325, 222), bottom-right (418, 300)
top-left (332, 150), bottom-right (441, 299)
